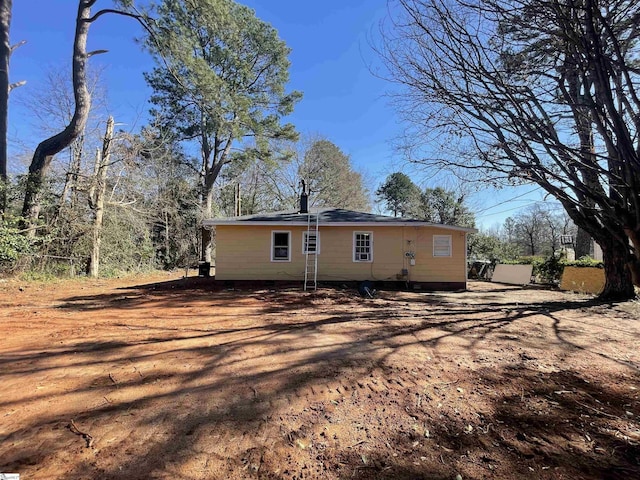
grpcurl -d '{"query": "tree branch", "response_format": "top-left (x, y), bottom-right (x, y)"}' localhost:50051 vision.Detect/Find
top-left (8, 80), bottom-right (25, 92)
top-left (10, 39), bottom-right (26, 53)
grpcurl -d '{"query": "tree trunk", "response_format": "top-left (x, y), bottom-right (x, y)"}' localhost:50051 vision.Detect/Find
top-left (201, 184), bottom-right (214, 263)
top-left (87, 116), bottom-right (113, 278)
top-left (54, 135), bottom-right (84, 230)
top-left (87, 150), bottom-right (104, 277)
top-left (598, 234), bottom-right (636, 300)
top-left (574, 227), bottom-right (591, 259)
top-left (69, 136), bottom-right (84, 208)
top-left (528, 233), bottom-right (535, 256)
top-left (163, 209), bottom-right (170, 264)
top-left (0, 0), bottom-right (11, 216)
top-left (200, 158), bottom-right (225, 264)
top-left (201, 226), bottom-right (211, 263)
top-left (624, 227), bottom-right (640, 287)
top-left (630, 257), bottom-right (640, 288)
top-left (21, 0), bottom-right (93, 231)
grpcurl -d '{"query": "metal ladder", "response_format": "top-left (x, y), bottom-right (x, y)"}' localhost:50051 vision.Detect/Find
top-left (304, 211), bottom-right (319, 291)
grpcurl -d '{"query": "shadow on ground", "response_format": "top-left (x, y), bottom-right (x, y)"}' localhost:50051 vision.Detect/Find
top-left (1, 278), bottom-right (638, 479)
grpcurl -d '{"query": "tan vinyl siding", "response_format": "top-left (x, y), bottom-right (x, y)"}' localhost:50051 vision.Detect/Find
top-left (411, 229), bottom-right (468, 283)
top-left (214, 224), bottom-right (468, 283)
top-left (215, 226), bottom-right (303, 281)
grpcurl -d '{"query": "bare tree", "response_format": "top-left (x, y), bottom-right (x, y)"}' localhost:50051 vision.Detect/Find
top-left (381, 0), bottom-right (640, 299)
top-left (86, 116), bottom-right (113, 277)
top-left (0, 0), bottom-right (25, 216)
top-left (20, 0), bottom-right (147, 232)
top-left (514, 205), bottom-right (547, 255)
top-left (240, 136), bottom-right (371, 213)
top-left (16, 65), bottom-right (109, 215)
top-left (510, 204), bottom-right (574, 256)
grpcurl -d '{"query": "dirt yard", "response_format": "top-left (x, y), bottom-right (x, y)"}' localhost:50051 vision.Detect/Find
top-left (1, 273), bottom-right (639, 480)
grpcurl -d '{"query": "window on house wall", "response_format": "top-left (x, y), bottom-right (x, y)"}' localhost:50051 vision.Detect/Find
top-left (303, 231), bottom-right (320, 254)
top-left (433, 235), bottom-right (452, 257)
top-left (353, 232), bottom-right (373, 262)
top-left (272, 231), bottom-right (291, 261)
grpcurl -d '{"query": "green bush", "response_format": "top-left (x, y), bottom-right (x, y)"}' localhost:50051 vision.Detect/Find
top-left (536, 255), bottom-right (564, 284)
top-left (97, 210), bottom-right (157, 276)
top-left (501, 256), bottom-right (544, 265)
top-left (566, 256), bottom-right (604, 268)
top-left (0, 223), bottom-right (32, 266)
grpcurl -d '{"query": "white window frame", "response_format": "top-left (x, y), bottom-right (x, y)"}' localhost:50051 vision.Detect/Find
top-left (353, 231), bottom-right (373, 262)
top-left (302, 231), bottom-right (320, 255)
top-left (433, 234), bottom-right (452, 257)
top-left (271, 230), bottom-right (291, 262)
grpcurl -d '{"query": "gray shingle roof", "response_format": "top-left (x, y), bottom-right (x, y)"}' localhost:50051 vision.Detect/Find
top-left (203, 208), bottom-right (477, 232)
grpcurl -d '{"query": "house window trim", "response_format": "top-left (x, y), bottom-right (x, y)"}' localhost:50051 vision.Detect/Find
top-left (433, 234), bottom-right (452, 257)
top-left (271, 230), bottom-right (291, 262)
top-left (353, 231), bottom-right (373, 263)
top-left (302, 231), bottom-right (320, 255)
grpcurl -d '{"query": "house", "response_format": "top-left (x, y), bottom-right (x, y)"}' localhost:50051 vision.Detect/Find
top-left (203, 200), bottom-right (477, 291)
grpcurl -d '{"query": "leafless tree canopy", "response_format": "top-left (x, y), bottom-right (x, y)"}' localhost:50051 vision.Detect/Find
top-left (381, 0), bottom-right (640, 298)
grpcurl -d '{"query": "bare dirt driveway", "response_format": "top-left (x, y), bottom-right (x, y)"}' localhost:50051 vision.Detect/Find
top-left (1, 273), bottom-right (639, 480)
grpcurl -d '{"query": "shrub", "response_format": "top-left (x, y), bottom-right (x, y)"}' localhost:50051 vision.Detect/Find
top-left (566, 256), bottom-right (604, 268)
top-left (0, 223), bottom-right (32, 268)
top-left (536, 255), bottom-right (564, 284)
top-left (501, 255), bottom-right (604, 285)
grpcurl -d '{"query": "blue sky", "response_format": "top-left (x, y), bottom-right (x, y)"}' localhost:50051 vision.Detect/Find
top-left (8, 0), bottom-right (548, 228)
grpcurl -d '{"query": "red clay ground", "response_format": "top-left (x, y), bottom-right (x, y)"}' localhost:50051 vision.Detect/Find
top-left (1, 273), bottom-right (639, 480)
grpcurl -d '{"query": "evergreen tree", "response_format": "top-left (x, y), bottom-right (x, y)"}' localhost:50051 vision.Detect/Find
top-left (375, 172), bottom-right (420, 217)
top-left (420, 187), bottom-right (475, 227)
top-left (143, 0), bottom-right (302, 261)
top-left (300, 140), bottom-right (369, 211)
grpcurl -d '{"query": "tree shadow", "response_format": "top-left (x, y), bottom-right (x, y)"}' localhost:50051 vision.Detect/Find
top-left (323, 368), bottom-right (639, 480)
top-left (1, 279), bottom-right (638, 479)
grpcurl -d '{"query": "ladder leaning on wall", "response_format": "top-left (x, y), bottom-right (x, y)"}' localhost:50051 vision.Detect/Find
top-left (304, 210), bottom-right (319, 291)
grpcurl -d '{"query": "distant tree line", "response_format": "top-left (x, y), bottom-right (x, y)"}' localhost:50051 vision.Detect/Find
top-left (470, 204), bottom-right (578, 263)
top-left (375, 171), bottom-right (580, 265)
top-left (375, 172), bottom-right (475, 227)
